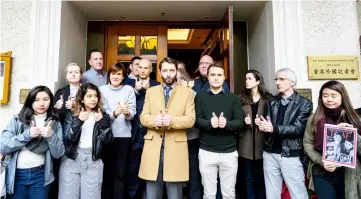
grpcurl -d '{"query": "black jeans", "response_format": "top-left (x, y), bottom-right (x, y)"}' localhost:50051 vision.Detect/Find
top-left (240, 157), bottom-right (265, 199)
top-left (313, 168), bottom-right (345, 199)
top-left (102, 137), bottom-right (131, 199)
top-left (188, 139), bottom-right (202, 199)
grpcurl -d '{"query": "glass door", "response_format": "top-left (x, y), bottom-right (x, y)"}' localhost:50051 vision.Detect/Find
top-left (106, 25), bottom-right (167, 81)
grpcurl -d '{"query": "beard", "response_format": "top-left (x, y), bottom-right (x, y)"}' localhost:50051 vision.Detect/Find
top-left (162, 75), bottom-right (177, 86)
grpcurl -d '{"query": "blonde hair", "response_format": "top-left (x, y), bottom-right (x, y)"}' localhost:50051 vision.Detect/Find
top-left (65, 62), bottom-right (83, 74)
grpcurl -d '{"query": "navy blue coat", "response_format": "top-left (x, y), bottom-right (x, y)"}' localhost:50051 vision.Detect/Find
top-left (131, 79), bottom-right (160, 147)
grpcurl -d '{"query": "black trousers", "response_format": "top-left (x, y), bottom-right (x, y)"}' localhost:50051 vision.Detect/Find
top-left (102, 137), bottom-right (131, 199)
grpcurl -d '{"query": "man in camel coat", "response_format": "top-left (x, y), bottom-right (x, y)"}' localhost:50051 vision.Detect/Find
top-left (139, 57), bottom-right (195, 199)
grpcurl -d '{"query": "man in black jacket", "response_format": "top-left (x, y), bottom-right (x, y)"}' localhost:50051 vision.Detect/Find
top-left (257, 68), bottom-right (312, 199)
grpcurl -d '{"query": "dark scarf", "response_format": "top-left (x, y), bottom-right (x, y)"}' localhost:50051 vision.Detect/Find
top-left (314, 107), bottom-right (343, 152)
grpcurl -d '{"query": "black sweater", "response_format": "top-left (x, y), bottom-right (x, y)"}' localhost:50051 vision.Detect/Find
top-left (195, 90), bottom-right (243, 153)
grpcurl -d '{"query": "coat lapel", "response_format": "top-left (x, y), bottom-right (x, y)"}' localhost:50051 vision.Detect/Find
top-left (157, 86), bottom-right (166, 110)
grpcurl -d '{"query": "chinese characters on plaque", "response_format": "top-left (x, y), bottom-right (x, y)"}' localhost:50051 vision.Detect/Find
top-left (307, 56), bottom-right (359, 80)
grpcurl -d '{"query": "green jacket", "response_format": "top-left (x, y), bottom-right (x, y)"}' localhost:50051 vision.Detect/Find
top-left (303, 114), bottom-right (361, 199)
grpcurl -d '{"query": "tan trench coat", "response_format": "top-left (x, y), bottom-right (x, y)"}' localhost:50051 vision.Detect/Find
top-left (138, 85), bottom-right (195, 182)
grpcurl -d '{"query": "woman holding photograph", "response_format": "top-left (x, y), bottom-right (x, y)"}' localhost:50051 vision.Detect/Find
top-left (303, 80), bottom-right (361, 199)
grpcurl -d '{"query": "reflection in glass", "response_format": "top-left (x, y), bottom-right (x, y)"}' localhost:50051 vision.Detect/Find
top-left (118, 36), bottom-right (135, 55)
top-left (141, 36), bottom-right (157, 55)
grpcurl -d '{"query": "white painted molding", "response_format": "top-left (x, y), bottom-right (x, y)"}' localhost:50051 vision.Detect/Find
top-left (28, 0), bottom-right (62, 91)
top-left (272, 1), bottom-right (306, 86)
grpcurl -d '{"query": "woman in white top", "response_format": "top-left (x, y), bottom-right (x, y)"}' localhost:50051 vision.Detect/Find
top-left (0, 85), bottom-right (65, 199)
top-left (58, 83), bottom-right (113, 199)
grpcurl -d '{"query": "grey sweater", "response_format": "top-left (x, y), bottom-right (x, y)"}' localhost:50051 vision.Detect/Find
top-left (99, 84), bottom-right (136, 138)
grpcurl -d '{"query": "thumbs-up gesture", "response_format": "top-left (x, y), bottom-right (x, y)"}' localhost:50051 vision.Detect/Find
top-left (254, 114), bottom-right (261, 126)
top-left (218, 112), bottom-right (227, 128)
top-left (65, 96), bottom-right (73, 110)
top-left (94, 108), bottom-right (103, 122)
top-left (188, 80), bottom-right (195, 88)
top-left (41, 121), bottom-right (53, 138)
top-left (155, 110), bottom-right (164, 127)
top-left (142, 80), bottom-right (150, 89)
top-left (179, 79), bottom-right (188, 87)
top-left (78, 108), bottom-right (90, 121)
top-left (162, 109), bottom-right (172, 127)
top-left (54, 95), bottom-right (64, 110)
top-left (245, 114), bottom-right (251, 125)
top-left (260, 116), bottom-right (273, 133)
top-left (114, 101), bottom-right (123, 118)
top-left (211, 112), bottom-right (219, 128)
top-left (135, 78), bottom-right (143, 91)
top-left (29, 121), bottom-right (41, 138)
top-left (122, 103), bottom-right (131, 118)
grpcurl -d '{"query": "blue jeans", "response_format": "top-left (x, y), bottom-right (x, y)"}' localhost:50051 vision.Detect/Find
top-left (10, 165), bottom-right (49, 199)
top-left (313, 168), bottom-right (345, 199)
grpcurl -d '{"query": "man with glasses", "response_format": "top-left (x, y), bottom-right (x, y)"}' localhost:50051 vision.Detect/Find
top-left (257, 68), bottom-right (312, 199)
top-left (193, 55), bottom-right (229, 92)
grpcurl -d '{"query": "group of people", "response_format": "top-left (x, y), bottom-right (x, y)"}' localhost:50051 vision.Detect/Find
top-left (1, 48), bottom-right (360, 199)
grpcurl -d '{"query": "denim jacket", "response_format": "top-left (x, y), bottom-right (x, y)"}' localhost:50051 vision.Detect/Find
top-left (0, 115), bottom-right (65, 194)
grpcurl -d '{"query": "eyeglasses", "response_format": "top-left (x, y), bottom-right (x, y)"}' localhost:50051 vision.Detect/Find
top-left (274, 77), bottom-right (288, 81)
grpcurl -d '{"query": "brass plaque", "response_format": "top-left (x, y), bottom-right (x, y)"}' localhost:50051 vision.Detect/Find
top-left (296, 89), bottom-right (312, 101)
top-left (19, 89), bottom-right (31, 104)
top-left (307, 56), bottom-right (359, 80)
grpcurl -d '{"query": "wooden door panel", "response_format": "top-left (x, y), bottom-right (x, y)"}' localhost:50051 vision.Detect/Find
top-left (106, 24), bottom-right (167, 82)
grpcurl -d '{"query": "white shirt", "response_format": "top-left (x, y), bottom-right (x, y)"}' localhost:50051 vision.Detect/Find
top-left (17, 114), bottom-right (47, 169)
top-left (78, 113), bottom-right (95, 149)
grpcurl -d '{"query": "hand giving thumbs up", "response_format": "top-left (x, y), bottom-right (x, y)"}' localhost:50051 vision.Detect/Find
top-left (211, 112), bottom-right (219, 128)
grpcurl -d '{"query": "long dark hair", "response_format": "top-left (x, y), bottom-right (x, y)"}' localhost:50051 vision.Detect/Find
top-left (239, 69), bottom-right (271, 105)
top-left (311, 80), bottom-right (361, 132)
top-left (72, 83), bottom-right (103, 116)
top-left (18, 85), bottom-right (57, 124)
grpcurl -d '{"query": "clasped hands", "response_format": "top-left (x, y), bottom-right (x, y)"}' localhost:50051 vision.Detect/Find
top-left (211, 112), bottom-right (227, 128)
top-left (249, 114), bottom-right (274, 133)
top-left (155, 110), bottom-right (172, 127)
top-left (135, 79), bottom-right (150, 91)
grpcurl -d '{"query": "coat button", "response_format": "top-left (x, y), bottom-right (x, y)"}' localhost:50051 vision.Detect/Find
top-left (160, 135), bottom-right (163, 138)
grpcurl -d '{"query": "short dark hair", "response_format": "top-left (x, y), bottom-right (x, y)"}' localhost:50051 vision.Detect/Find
top-left (159, 57), bottom-right (177, 70)
top-left (107, 62), bottom-right (127, 85)
top-left (176, 60), bottom-right (185, 67)
top-left (88, 49), bottom-right (102, 60)
top-left (207, 61), bottom-right (224, 75)
top-left (130, 56), bottom-right (142, 65)
top-left (19, 85), bottom-right (58, 124)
